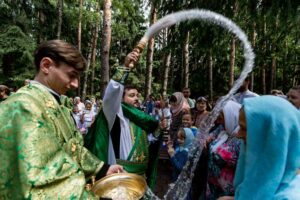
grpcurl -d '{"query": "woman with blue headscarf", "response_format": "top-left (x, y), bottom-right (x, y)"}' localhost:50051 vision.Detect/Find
top-left (218, 96), bottom-right (300, 200)
top-left (167, 127), bottom-right (194, 182)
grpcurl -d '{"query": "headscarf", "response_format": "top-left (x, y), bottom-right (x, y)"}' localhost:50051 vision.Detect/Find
top-left (170, 92), bottom-right (190, 116)
top-left (234, 96), bottom-right (300, 199)
top-left (176, 128), bottom-right (194, 152)
top-left (223, 100), bottom-right (241, 135)
top-left (211, 100), bottom-right (241, 152)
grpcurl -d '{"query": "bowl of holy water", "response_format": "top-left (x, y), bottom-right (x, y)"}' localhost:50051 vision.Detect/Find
top-left (91, 173), bottom-right (147, 200)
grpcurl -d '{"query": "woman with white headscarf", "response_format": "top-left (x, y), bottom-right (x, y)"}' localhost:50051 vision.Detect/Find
top-left (206, 100), bottom-right (242, 200)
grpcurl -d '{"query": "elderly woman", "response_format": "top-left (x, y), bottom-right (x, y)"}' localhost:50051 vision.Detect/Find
top-left (219, 96), bottom-right (300, 200)
top-left (206, 100), bottom-right (242, 200)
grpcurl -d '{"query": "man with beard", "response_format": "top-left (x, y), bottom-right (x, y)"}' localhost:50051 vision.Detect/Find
top-left (85, 52), bottom-right (165, 188)
top-left (233, 76), bottom-right (259, 104)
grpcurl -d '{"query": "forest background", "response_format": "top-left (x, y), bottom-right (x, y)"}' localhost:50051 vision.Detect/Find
top-left (0, 0), bottom-right (299, 101)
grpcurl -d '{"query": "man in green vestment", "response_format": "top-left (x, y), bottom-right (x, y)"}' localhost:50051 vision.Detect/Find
top-left (85, 52), bottom-right (165, 189)
top-left (0, 40), bottom-right (123, 199)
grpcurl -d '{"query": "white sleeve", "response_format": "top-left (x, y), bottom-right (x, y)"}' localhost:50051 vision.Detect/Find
top-left (103, 79), bottom-right (124, 131)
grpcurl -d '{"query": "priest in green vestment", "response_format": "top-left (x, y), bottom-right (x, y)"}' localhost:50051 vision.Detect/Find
top-left (0, 40), bottom-right (123, 200)
top-left (85, 52), bottom-right (164, 189)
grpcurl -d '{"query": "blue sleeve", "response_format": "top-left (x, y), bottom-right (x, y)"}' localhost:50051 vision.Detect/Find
top-left (170, 151), bottom-right (188, 171)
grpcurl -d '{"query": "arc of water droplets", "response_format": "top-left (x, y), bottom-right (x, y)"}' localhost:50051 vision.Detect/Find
top-left (139, 9), bottom-right (255, 200)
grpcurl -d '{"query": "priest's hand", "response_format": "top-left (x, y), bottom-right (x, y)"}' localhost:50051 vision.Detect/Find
top-left (124, 50), bottom-right (140, 69)
top-left (106, 164), bottom-right (125, 175)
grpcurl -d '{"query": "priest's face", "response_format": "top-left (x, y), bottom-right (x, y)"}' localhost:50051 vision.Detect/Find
top-left (123, 88), bottom-right (139, 107)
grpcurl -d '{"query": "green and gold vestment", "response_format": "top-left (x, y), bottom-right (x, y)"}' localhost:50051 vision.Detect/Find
top-left (0, 82), bottom-right (103, 199)
top-left (85, 68), bottom-right (160, 189)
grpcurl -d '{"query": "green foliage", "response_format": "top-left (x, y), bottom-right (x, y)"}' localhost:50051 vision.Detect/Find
top-left (0, 0), bottom-right (299, 97)
top-left (0, 25), bottom-right (35, 87)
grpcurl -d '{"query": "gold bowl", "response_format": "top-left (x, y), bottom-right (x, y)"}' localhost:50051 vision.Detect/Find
top-left (91, 173), bottom-right (147, 200)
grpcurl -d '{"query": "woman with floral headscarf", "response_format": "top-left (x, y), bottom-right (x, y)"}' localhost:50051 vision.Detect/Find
top-left (169, 92), bottom-right (190, 144)
top-left (207, 100), bottom-right (242, 200)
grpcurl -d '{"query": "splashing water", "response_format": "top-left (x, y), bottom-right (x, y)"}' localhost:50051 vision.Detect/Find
top-left (137, 9), bottom-right (255, 200)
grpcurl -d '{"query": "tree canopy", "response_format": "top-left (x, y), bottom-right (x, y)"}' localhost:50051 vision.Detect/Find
top-left (0, 0), bottom-right (299, 98)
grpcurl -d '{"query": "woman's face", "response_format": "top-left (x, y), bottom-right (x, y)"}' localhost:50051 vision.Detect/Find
top-left (196, 101), bottom-right (207, 112)
top-left (237, 109), bottom-right (247, 141)
top-left (170, 101), bottom-right (177, 110)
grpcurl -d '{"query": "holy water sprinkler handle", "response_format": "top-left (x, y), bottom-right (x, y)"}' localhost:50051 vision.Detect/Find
top-left (126, 37), bottom-right (148, 68)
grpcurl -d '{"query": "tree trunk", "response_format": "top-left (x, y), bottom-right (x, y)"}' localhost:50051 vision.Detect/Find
top-left (38, 10), bottom-right (46, 43)
top-left (229, 0), bottom-right (238, 89)
top-left (208, 52), bottom-right (213, 101)
top-left (82, 24), bottom-right (99, 99)
top-left (282, 41), bottom-right (288, 92)
top-left (76, 0), bottom-right (83, 96)
top-left (270, 57), bottom-right (276, 90)
top-left (82, 36), bottom-right (93, 100)
top-left (162, 51), bottom-right (171, 96)
top-left (77, 0), bottom-right (83, 52)
top-left (261, 15), bottom-right (267, 94)
top-left (100, 0), bottom-right (112, 97)
top-left (261, 68), bottom-right (266, 94)
top-left (250, 22), bottom-right (256, 91)
top-left (144, 3), bottom-right (157, 98)
top-left (229, 37), bottom-right (236, 88)
top-left (182, 31), bottom-right (190, 88)
top-left (91, 3), bottom-right (100, 96)
top-left (57, 0), bottom-right (63, 39)
top-left (270, 15), bottom-right (279, 91)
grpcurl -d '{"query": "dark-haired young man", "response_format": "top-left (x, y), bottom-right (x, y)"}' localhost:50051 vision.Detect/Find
top-left (85, 52), bottom-right (165, 188)
top-left (0, 40), bottom-right (122, 199)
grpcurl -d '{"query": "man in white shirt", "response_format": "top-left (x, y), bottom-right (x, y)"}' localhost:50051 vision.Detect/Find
top-left (233, 77), bottom-right (259, 104)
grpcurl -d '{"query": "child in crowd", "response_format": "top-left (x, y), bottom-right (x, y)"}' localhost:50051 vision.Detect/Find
top-left (193, 96), bottom-right (211, 129)
top-left (80, 100), bottom-right (96, 134)
top-left (182, 113), bottom-right (198, 136)
top-left (167, 128), bottom-right (194, 182)
top-left (72, 105), bottom-right (81, 128)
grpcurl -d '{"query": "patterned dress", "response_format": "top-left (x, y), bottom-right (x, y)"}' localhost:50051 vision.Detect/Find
top-left (206, 135), bottom-right (241, 200)
top-left (0, 82), bottom-right (103, 199)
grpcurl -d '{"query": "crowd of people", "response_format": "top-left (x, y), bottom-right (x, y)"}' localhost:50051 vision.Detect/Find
top-left (0, 39), bottom-right (299, 200)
